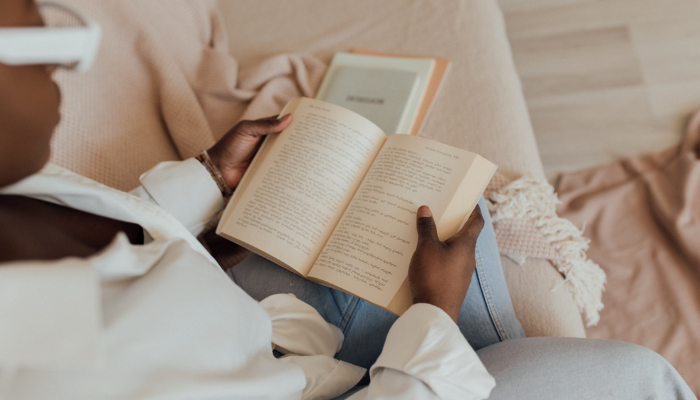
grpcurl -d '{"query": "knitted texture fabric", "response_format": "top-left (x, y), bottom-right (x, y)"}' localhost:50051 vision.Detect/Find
top-left (49, 0), bottom-right (326, 191)
top-left (485, 174), bottom-right (605, 327)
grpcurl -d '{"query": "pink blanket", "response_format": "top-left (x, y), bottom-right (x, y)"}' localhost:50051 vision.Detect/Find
top-left (50, 0), bottom-right (326, 192)
top-left (557, 111), bottom-right (700, 393)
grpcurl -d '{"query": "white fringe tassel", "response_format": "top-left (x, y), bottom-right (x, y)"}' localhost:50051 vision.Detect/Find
top-left (489, 175), bottom-right (606, 327)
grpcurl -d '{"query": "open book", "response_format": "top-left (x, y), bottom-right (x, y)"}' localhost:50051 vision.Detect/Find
top-left (217, 97), bottom-right (496, 315)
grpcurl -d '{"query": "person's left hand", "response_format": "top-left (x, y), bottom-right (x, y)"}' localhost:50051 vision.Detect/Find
top-left (207, 114), bottom-right (292, 190)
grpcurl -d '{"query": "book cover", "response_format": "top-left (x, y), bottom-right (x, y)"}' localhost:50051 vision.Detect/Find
top-left (323, 66), bottom-right (419, 135)
top-left (350, 49), bottom-right (451, 136)
top-left (315, 53), bottom-right (435, 135)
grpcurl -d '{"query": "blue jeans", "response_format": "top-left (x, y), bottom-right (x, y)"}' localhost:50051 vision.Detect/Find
top-left (230, 197), bottom-right (525, 370)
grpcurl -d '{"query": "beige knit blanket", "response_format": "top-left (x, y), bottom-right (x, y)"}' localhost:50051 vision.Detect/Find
top-left (50, 0), bottom-right (326, 192)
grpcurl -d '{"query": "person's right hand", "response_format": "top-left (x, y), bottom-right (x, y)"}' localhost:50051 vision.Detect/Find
top-left (408, 205), bottom-right (484, 323)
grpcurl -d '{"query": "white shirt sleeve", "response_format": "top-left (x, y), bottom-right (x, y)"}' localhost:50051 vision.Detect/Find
top-left (348, 303), bottom-right (496, 400)
top-left (260, 294), bottom-right (367, 400)
top-left (129, 158), bottom-right (224, 236)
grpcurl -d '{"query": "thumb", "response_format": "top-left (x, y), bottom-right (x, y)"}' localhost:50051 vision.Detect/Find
top-left (446, 205), bottom-right (484, 246)
top-left (238, 114), bottom-right (293, 137)
top-left (416, 205), bottom-right (440, 243)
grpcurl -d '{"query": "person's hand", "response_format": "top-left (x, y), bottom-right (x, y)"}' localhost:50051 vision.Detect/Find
top-left (408, 205), bottom-right (484, 323)
top-left (207, 114), bottom-right (292, 190)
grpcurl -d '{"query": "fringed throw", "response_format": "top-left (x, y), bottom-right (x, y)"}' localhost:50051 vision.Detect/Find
top-left (485, 173), bottom-right (606, 327)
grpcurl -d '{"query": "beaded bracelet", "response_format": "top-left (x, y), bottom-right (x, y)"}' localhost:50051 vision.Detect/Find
top-left (196, 150), bottom-right (233, 197)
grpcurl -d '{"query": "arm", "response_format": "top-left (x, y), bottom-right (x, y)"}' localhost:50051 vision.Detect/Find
top-left (350, 206), bottom-right (495, 399)
top-left (129, 115), bottom-right (292, 236)
top-left (349, 304), bottom-right (495, 400)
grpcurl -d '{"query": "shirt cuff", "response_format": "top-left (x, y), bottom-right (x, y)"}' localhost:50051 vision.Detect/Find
top-left (0, 262), bottom-right (101, 368)
top-left (261, 293), bottom-right (344, 357)
top-left (137, 158), bottom-right (224, 236)
top-left (370, 303), bottom-right (496, 399)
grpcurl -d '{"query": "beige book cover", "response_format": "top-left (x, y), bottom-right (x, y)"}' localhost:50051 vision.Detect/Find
top-left (323, 66), bottom-right (419, 135)
top-left (315, 52), bottom-right (435, 135)
top-left (350, 49), bottom-right (451, 137)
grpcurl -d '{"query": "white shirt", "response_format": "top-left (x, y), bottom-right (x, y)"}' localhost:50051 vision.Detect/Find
top-left (0, 160), bottom-right (495, 400)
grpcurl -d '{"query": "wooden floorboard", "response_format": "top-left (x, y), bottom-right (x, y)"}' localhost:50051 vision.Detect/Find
top-left (499, 0), bottom-right (700, 183)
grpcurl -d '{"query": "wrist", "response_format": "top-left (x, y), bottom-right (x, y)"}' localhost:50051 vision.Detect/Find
top-left (196, 149), bottom-right (233, 197)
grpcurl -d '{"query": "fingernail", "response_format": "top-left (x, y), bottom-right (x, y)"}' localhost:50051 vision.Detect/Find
top-left (279, 114), bottom-right (291, 122)
top-left (417, 206), bottom-right (432, 218)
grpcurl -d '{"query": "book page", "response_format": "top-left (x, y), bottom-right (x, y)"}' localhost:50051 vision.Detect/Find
top-left (217, 98), bottom-right (386, 276)
top-left (308, 134), bottom-right (483, 306)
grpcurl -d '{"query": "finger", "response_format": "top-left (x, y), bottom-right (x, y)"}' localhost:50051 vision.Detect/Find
top-left (416, 205), bottom-right (440, 243)
top-left (238, 114), bottom-right (293, 137)
top-left (258, 115), bottom-right (281, 121)
top-left (255, 114), bottom-right (291, 123)
top-left (448, 205), bottom-right (484, 245)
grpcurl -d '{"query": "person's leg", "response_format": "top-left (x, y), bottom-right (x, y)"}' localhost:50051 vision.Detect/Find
top-left (332, 338), bottom-right (696, 400)
top-left (230, 253), bottom-right (389, 369)
top-left (476, 337), bottom-right (696, 400)
top-left (459, 196), bottom-right (525, 348)
top-left (231, 196), bottom-right (524, 368)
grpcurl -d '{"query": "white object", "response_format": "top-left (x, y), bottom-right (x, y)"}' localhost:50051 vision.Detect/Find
top-left (316, 53), bottom-right (434, 135)
top-left (0, 2), bottom-right (101, 72)
top-left (323, 66), bottom-right (419, 135)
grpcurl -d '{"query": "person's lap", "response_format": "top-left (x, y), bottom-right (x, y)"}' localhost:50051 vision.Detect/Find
top-left (230, 197), bottom-right (696, 398)
top-left (230, 197), bottom-right (525, 369)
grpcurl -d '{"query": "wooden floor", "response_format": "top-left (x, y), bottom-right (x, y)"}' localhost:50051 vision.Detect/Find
top-left (498, 0), bottom-right (700, 183)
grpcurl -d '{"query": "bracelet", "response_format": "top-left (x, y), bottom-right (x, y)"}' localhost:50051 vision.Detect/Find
top-left (196, 150), bottom-right (233, 197)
